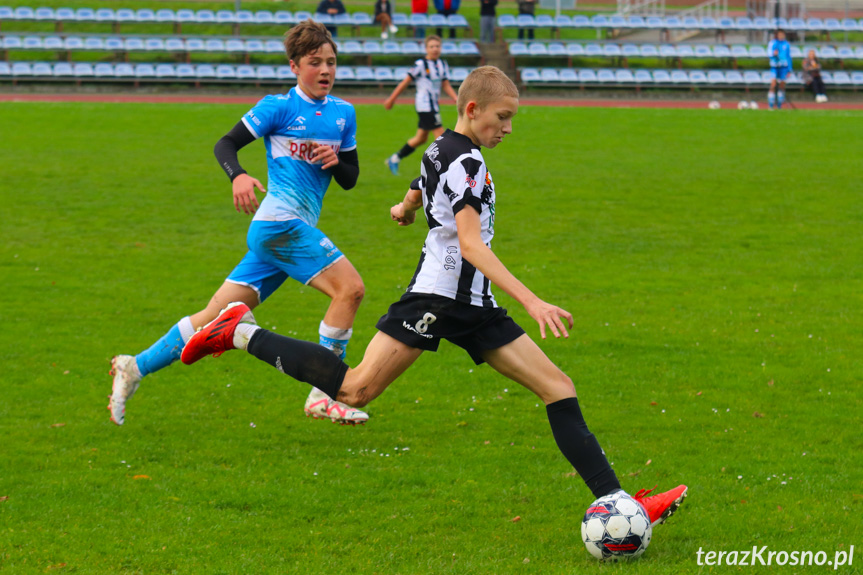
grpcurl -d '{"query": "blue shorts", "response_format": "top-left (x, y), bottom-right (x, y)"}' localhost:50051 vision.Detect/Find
top-left (770, 66), bottom-right (790, 81)
top-left (226, 219), bottom-right (344, 303)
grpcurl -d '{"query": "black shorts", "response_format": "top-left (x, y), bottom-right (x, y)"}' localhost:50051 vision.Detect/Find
top-left (375, 292), bottom-right (526, 365)
top-left (417, 111), bottom-right (443, 131)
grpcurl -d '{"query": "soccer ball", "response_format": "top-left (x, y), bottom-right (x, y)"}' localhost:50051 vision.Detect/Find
top-left (749, 101), bottom-right (760, 110)
top-left (708, 100), bottom-right (721, 109)
top-left (581, 491), bottom-right (652, 561)
top-left (737, 100), bottom-right (750, 110)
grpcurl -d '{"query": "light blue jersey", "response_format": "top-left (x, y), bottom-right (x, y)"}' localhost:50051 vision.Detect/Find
top-left (241, 86), bottom-right (357, 226)
top-left (768, 38), bottom-right (791, 69)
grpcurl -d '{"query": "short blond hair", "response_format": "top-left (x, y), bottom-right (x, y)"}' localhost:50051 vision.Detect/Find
top-left (456, 66), bottom-right (519, 117)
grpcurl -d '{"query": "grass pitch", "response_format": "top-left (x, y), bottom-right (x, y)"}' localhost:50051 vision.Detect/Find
top-left (1, 101), bottom-right (861, 574)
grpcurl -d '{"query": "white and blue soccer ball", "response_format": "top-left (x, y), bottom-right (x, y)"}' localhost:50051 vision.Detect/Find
top-left (749, 101), bottom-right (760, 110)
top-left (708, 100), bottom-right (721, 109)
top-left (738, 100), bottom-right (750, 110)
top-left (581, 491), bottom-right (652, 561)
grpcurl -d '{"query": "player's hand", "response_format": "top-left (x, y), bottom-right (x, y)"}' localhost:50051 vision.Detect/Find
top-left (232, 173), bottom-right (265, 214)
top-left (311, 143), bottom-right (339, 170)
top-left (525, 298), bottom-right (573, 340)
top-left (391, 202), bottom-right (416, 226)
top-left (383, 98), bottom-right (394, 111)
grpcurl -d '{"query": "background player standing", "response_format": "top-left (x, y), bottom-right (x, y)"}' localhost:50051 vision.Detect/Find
top-left (767, 29), bottom-right (792, 110)
top-left (383, 35), bottom-right (458, 175)
top-left (108, 21), bottom-right (370, 426)
top-left (181, 66), bottom-right (688, 529)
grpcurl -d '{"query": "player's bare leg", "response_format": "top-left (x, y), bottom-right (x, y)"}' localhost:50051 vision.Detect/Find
top-left (306, 258), bottom-right (369, 424)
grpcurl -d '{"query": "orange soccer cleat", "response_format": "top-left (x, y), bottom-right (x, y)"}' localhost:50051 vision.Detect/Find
top-left (181, 302), bottom-right (254, 365)
top-left (633, 485), bottom-right (688, 527)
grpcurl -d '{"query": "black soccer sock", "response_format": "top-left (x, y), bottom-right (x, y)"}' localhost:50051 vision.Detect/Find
top-left (246, 329), bottom-right (348, 400)
top-left (546, 397), bottom-right (621, 499)
top-left (396, 143), bottom-right (416, 159)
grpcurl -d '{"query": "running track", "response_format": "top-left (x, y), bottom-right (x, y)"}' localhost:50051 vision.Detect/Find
top-left (2, 91), bottom-right (863, 109)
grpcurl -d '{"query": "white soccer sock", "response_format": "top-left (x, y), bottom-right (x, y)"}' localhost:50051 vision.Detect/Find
top-left (178, 316), bottom-right (195, 343)
top-left (233, 323), bottom-right (261, 351)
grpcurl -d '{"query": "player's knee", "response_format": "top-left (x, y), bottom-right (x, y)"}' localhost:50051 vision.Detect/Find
top-left (335, 279), bottom-right (365, 307)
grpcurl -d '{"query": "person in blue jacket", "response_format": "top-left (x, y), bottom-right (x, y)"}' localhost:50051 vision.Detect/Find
top-left (767, 29), bottom-right (792, 110)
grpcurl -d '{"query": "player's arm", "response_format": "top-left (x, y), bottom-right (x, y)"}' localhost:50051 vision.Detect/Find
top-left (442, 78), bottom-right (458, 102)
top-left (384, 75), bottom-right (414, 110)
top-left (310, 146), bottom-right (359, 190)
top-left (454, 206), bottom-right (572, 339)
top-left (391, 178), bottom-right (423, 225)
top-left (214, 120), bottom-right (266, 215)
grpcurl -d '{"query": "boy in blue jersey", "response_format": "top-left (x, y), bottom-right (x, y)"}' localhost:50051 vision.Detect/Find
top-left (108, 20), bottom-right (370, 426)
top-left (767, 29), bottom-right (792, 110)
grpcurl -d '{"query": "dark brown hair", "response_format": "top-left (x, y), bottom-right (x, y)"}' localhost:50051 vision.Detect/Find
top-left (284, 20), bottom-right (338, 62)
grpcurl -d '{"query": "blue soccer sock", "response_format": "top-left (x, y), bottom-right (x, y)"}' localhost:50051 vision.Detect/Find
top-left (135, 317), bottom-right (195, 377)
top-left (777, 90), bottom-right (785, 108)
top-left (318, 321), bottom-right (352, 361)
top-left (767, 91), bottom-right (776, 109)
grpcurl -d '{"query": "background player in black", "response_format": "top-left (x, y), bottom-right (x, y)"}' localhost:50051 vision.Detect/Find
top-left (182, 66), bottom-right (688, 527)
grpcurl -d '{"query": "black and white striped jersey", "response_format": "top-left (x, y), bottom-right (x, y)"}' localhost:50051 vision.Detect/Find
top-left (406, 129), bottom-right (498, 308)
top-left (407, 58), bottom-right (450, 113)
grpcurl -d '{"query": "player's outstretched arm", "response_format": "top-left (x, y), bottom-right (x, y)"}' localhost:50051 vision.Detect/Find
top-left (454, 207), bottom-right (573, 339)
top-left (442, 79), bottom-right (458, 103)
top-left (384, 76), bottom-right (413, 110)
top-left (390, 186), bottom-right (422, 226)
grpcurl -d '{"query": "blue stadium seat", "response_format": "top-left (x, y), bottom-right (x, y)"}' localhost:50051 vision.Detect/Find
top-left (590, 15), bottom-right (608, 28)
top-left (382, 41), bottom-right (401, 55)
top-left (578, 69), bottom-right (598, 83)
top-left (516, 14), bottom-right (537, 29)
top-left (196, 64), bottom-right (216, 79)
top-left (22, 35), bottom-right (42, 49)
top-left (603, 44), bottom-right (621, 57)
top-left (63, 36), bottom-right (83, 50)
top-left (53, 62), bottom-right (74, 76)
top-left (448, 14), bottom-right (468, 28)
top-left (621, 43), bottom-right (639, 58)
top-left (851, 71), bottom-right (863, 85)
top-left (676, 44), bottom-right (694, 58)
top-left (819, 45), bottom-right (838, 59)
top-left (115, 9), bottom-right (135, 23)
top-left (450, 66), bottom-right (469, 81)
top-left (155, 9), bottom-right (175, 22)
top-left (336, 66), bottom-right (355, 80)
top-left (520, 67), bottom-right (540, 83)
top-left (204, 39), bottom-right (226, 52)
top-left (93, 63), bottom-right (114, 77)
top-left (216, 10), bottom-right (236, 24)
top-left (645, 16), bottom-right (664, 29)
top-left (94, 8), bottom-right (115, 22)
top-left (354, 66), bottom-right (374, 81)
top-left (639, 44), bottom-right (658, 57)
top-left (124, 38), bottom-right (145, 51)
top-left (115, 63), bottom-right (135, 78)
top-left (831, 70), bottom-right (851, 84)
top-left (554, 15), bottom-right (572, 28)
top-left (540, 68), bottom-right (560, 82)
top-left (226, 39), bottom-right (246, 53)
top-left (788, 17), bottom-right (807, 31)
top-left (32, 62), bottom-right (52, 75)
top-left (55, 7), bottom-right (75, 21)
top-left (83, 37), bottom-right (104, 50)
top-left (401, 40), bottom-right (421, 54)
top-left (718, 17), bottom-right (735, 30)
top-left (689, 70), bottom-right (708, 83)
top-left (730, 45), bottom-right (748, 58)
top-left (694, 44), bottom-right (712, 58)
top-left (274, 11), bottom-right (294, 25)
top-left (11, 61), bottom-right (32, 76)
top-left (626, 15), bottom-right (645, 28)
top-left (254, 10), bottom-right (275, 24)
top-left (742, 70), bottom-right (762, 84)
top-left (245, 39), bottom-right (264, 53)
top-left (407, 13), bottom-right (427, 27)
top-left (634, 69), bottom-right (652, 83)
top-left (823, 18), bottom-right (841, 32)
top-left (663, 16), bottom-right (682, 29)
top-left (441, 40), bottom-right (458, 55)
top-left (700, 16), bottom-right (718, 30)
top-left (257, 65), bottom-right (276, 80)
top-left (156, 63), bottom-right (176, 78)
top-left (134, 63), bottom-right (155, 78)
top-left (34, 7), bottom-right (54, 20)
top-left (670, 69), bottom-right (688, 83)
top-left (458, 41), bottom-right (479, 56)
top-left (294, 10), bottom-right (312, 22)
top-left (185, 38), bottom-right (205, 52)
top-left (105, 37), bottom-right (124, 50)
top-left (236, 10), bottom-right (254, 25)
top-left (342, 40), bottom-right (363, 54)
top-left (610, 14), bottom-right (627, 28)
top-left (312, 12), bottom-right (333, 25)
top-left (840, 18), bottom-right (858, 31)
top-left (351, 12), bottom-right (373, 25)
top-left (566, 43), bottom-right (585, 56)
top-left (615, 69), bottom-right (635, 83)
top-left (751, 17), bottom-right (770, 29)
top-left (429, 14), bottom-right (447, 27)
top-left (584, 43), bottom-right (602, 57)
top-left (548, 42), bottom-right (567, 57)
top-left (571, 15), bottom-right (590, 28)
top-left (734, 17), bottom-right (753, 30)
top-left (264, 40), bottom-right (283, 53)
top-left (659, 44), bottom-right (677, 58)
top-left (725, 70), bottom-right (743, 84)
top-left (712, 44), bottom-right (731, 58)
top-left (216, 64), bottom-right (235, 79)
top-left (73, 62), bottom-right (94, 77)
top-left (136, 9), bottom-right (156, 22)
top-left (652, 69), bottom-right (671, 83)
top-left (175, 9), bottom-right (195, 23)
top-left (394, 66), bottom-right (411, 78)
top-left (74, 8), bottom-right (95, 21)
top-left (362, 40), bottom-right (382, 54)
top-left (196, 9), bottom-right (216, 24)
top-left (14, 6), bottom-right (35, 20)
top-left (0, 6), bottom-right (14, 20)
top-left (748, 45), bottom-right (767, 58)
top-left (375, 67), bottom-right (394, 81)
top-left (509, 41), bottom-right (528, 56)
top-left (707, 70), bottom-right (725, 84)
top-left (528, 42), bottom-right (547, 56)
top-left (175, 64), bottom-right (196, 77)
top-left (236, 65), bottom-right (256, 80)
top-left (44, 36), bottom-right (64, 50)
top-left (558, 68), bottom-right (577, 82)
top-left (682, 17), bottom-right (699, 29)
top-left (535, 14), bottom-right (555, 28)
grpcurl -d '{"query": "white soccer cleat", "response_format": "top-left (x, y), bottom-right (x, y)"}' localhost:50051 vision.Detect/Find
top-left (304, 388), bottom-right (369, 425)
top-left (389, 23), bottom-right (398, 33)
top-left (108, 355), bottom-right (142, 426)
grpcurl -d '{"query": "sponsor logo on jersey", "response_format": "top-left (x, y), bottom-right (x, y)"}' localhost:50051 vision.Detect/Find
top-left (425, 143), bottom-right (442, 171)
top-left (247, 112), bottom-right (262, 127)
top-left (402, 321), bottom-right (434, 339)
top-left (465, 174), bottom-right (477, 188)
top-left (336, 118), bottom-right (346, 133)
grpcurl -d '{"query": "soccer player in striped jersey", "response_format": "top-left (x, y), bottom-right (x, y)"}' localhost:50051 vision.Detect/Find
top-left (181, 66), bottom-right (688, 527)
top-left (108, 21), bottom-right (370, 426)
top-left (383, 35), bottom-right (458, 175)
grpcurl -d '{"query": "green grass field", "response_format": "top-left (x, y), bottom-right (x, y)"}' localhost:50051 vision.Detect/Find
top-left (1, 101), bottom-right (862, 574)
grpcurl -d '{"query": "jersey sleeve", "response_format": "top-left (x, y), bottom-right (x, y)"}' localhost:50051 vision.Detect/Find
top-left (341, 104), bottom-right (358, 152)
top-left (241, 95), bottom-right (290, 139)
top-left (444, 154), bottom-right (485, 215)
top-left (407, 59), bottom-right (424, 79)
